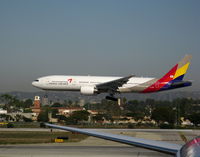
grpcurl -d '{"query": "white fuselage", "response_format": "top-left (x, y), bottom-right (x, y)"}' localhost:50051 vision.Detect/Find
top-left (32, 75), bottom-right (155, 94)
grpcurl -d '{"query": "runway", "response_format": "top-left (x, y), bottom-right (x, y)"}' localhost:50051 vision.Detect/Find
top-left (0, 144), bottom-right (171, 157)
top-left (0, 128), bottom-right (199, 157)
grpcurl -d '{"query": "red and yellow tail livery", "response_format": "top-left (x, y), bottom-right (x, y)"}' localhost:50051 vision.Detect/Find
top-left (143, 55), bottom-right (192, 93)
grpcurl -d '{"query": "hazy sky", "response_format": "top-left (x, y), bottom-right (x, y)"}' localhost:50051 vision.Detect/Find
top-left (0, 0), bottom-right (199, 92)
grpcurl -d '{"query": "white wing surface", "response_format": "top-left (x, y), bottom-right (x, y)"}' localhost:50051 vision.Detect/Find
top-left (45, 123), bottom-right (181, 155)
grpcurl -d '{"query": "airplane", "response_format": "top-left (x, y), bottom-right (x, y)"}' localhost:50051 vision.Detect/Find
top-left (32, 55), bottom-right (192, 101)
top-left (46, 123), bottom-right (200, 157)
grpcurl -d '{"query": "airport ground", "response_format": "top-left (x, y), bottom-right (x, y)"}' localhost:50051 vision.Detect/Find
top-left (0, 128), bottom-right (199, 157)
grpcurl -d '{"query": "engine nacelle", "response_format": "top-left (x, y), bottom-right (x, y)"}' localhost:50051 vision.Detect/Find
top-left (80, 86), bottom-right (95, 95)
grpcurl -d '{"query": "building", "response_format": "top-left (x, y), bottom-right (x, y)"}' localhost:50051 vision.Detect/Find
top-left (6, 113), bottom-right (37, 121)
top-left (51, 107), bottom-right (84, 116)
top-left (42, 95), bottom-right (49, 106)
top-left (0, 109), bottom-right (7, 114)
top-left (87, 110), bottom-right (98, 115)
top-left (31, 96), bottom-right (41, 115)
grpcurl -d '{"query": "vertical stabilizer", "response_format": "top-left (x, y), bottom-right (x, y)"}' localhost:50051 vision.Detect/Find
top-left (172, 54), bottom-right (192, 81)
top-left (143, 55), bottom-right (192, 93)
top-left (158, 54), bottom-right (192, 84)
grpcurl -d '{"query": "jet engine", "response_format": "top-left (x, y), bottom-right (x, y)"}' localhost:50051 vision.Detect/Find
top-left (80, 86), bottom-right (95, 95)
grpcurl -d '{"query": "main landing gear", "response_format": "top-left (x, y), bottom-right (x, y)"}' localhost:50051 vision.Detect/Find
top-left (105, 95), bottom-right (121, 106)
top-left (105, 95), bottom-right (118, 101)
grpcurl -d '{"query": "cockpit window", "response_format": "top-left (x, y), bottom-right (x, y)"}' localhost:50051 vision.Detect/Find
top-left (34, 80), bottom-right (39, 82)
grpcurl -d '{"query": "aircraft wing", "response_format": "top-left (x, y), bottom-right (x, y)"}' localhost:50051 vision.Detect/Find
top-left (96, 75), bottom-right (134, 92)
top-left (45, 123), bottom-right (181, 155)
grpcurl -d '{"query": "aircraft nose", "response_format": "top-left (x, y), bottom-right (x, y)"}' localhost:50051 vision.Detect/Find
top-left (32, 81), bottom-right (35, 86)
top-left (32, 80), bottom-right (39, 87)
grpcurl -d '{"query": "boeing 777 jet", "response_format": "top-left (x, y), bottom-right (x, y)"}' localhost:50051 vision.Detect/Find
top-left (32, 55), bottom-right (192, 101)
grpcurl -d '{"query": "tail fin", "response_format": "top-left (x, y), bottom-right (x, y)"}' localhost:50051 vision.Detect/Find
top-left (142, 55), bottom-right (192, 93)
top-left (173, 54), bottom-right (192, 81)
top-left (160, 54), bottom-right (192, 83)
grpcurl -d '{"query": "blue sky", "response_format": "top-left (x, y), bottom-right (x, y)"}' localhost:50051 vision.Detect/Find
top-left (0, 0), bottom-right (199, 92)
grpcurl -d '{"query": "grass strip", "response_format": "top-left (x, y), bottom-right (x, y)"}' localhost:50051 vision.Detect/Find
top-left (0, 131), bottom-right (87, 144)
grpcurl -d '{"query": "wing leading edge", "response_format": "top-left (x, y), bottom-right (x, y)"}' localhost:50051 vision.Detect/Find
top-left (45, 123), bottom-right (181, 155)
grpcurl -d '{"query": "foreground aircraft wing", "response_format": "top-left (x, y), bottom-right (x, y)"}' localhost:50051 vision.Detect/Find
top-left (45, 123), bottom-right (181, 155)
top-left (96, 75), bottom-right (134, 92)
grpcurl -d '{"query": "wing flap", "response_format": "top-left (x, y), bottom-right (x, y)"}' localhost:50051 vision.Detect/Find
top-left (45, 123), bottom-right (181, 155)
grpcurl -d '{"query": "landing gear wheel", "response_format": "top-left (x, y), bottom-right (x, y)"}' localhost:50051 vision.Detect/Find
top-left (105, 96), bottom-right (118, 101)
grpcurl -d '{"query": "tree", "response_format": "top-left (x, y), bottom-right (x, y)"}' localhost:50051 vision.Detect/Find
top-left (126, 112), bottom-right (145, 121)
top-left (93, 114), bottom-right (104, 122)
top-left (51, 102), bottom-right (63, 107)
top-left (0, 94), bottom-right (27, 111)
top-left (151, 106), bottom-right (175, 125)
top-left (24, 99), bottom-right (33, 108)
top-left (68, 100), bottom-right (73, 107)
top-left (0, 94), bottom-right (15, 112)
top-left (24, 108), bottom-right (32, 113)
top-left (65, 116), bottom-right (76, 125)
top-left (100, 99), bottom-right (121, 117)
top-left (173, 98), bottom-right (192, 117)
top-left (57, 115), bottom-right (67, 122)
top-left (12, 98), bottom-right (22, 109)
top-left (124, 100), bottom-right (147, 121)
top-left (187, 113), bottom-right (200, 127)
top-left (0, 94), bottom-right (13, 103)
top-left (71, 110), bottom-right (90, 121)
top-left (37, 109), bottom-right (49, 122)
top-left (66, 110), bottom-right (90, 124)
top-left (51, 109), bottom-right (59, 118)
